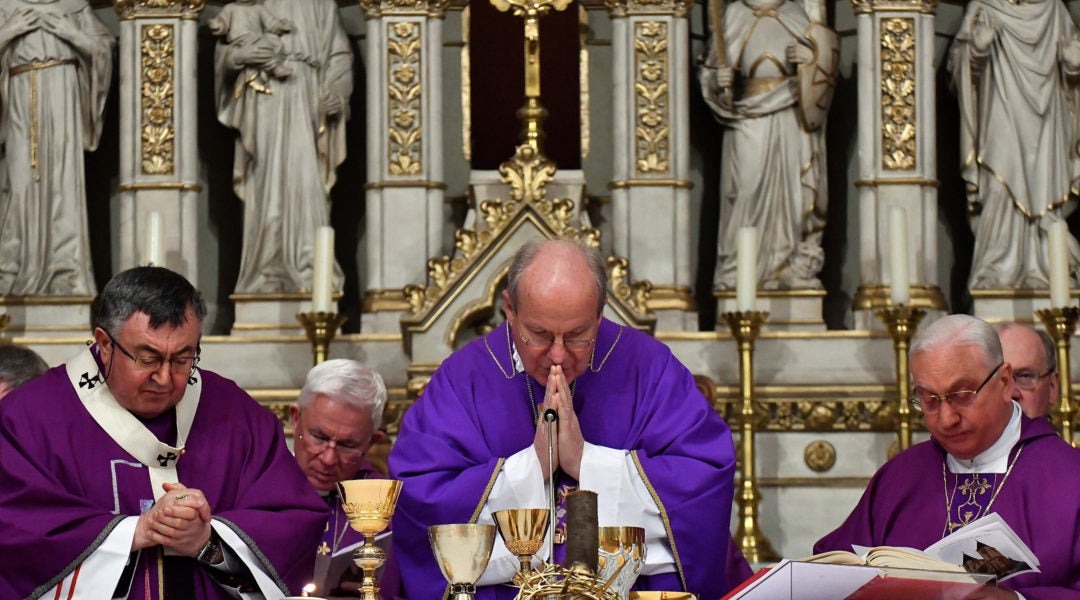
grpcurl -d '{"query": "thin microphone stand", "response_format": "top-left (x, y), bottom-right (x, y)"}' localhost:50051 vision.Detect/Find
top-left (543, 408), bottom-right (558, 564)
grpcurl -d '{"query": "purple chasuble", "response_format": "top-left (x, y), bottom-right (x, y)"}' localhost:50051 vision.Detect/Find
top-left (389, 319), bottom-right (737, 599)
top-left (814, 417), bottom-right (1080, 599)
top-left (0, 358), bottom-right (330, 599)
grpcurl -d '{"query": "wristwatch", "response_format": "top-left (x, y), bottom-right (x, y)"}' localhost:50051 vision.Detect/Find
top-left (196, 533), bottom-right (223, 566)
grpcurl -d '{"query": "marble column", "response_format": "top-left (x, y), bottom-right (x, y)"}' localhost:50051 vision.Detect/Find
top-left (851, 0), bottom-right (946, 328)
top-left (607, 0), bottom-right (696, 331)
top-left (359, 0), bottom-right (448, 334)
top-left (114, 0), bottom-right (204, 281)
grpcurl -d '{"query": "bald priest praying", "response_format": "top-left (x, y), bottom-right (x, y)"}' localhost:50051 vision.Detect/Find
top-left (815, 314), bottom-right (1080, 599)
top-left (389, 238), bottom-right (738, 599)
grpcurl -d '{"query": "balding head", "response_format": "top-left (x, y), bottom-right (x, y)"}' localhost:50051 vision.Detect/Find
top-left (506, 238), bottom-right (607, 317)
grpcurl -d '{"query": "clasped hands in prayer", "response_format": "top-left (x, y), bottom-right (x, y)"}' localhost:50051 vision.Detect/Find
top-left (533, 365), bottom-right (585, 481)
top-left (132, 482), bottom-right (213, 558)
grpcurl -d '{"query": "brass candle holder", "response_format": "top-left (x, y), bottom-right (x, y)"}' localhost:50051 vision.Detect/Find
top-left (337, 479), bottom-right (403, 600)
top-left (720, 310), bottom-right (778, 564)
top-left (1036, 306), bottom-right (1079, 446)
top-left (296, 311), bottom-right (348, 366)
top-left (875, 305), bottom-right (927, 452)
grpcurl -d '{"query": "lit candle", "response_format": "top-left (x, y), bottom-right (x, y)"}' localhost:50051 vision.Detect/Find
top-left (144, 211), bottom-right (164, 266)
top-left (736, 226), bottom-right (758, 312)
top-left (888, 206), bottom-right (910, 305)
top-left (1048, 219), bottom-right (1071, 307)
top-left (312, 226), bottom-right (335, 313)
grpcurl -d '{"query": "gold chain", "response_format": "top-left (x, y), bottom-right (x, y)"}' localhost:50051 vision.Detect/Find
top-left (941, 443), bottom-right (1025, 536)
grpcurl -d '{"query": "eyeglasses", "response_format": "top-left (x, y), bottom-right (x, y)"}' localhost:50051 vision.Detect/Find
top-left (106, 332), bottom-right (200, 374)
top-left (1013, 368), bottom-right (1054, 390)
top-left (519, 331), bottom-right (596, 352)
top-left (297, 420), bottom-right (368, 460)
top-left (910, 362), bottom-right (1003, 413)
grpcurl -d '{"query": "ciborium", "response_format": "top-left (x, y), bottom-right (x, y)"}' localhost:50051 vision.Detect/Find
top-left (337, 479), bottom-right (403, 600)
top-left (597, 526), bottom-right (646, 600)
top-left (493, 508), bottom-right (550, 582)
top-left (429, 524), bottom-right (497, 600)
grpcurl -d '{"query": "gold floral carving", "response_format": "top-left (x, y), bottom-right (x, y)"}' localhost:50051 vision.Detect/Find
top-left (359, 0), bottom-right (450, 18)
top-left (608, 256), bottom-right (653, 317)
top-left (880, 17), bottom-right (916, 171)
top-left (633, 21), bottom-right (670, 174)
top-left (604, 0), bottom-right (692, 17)
top-left (404, 143), bottom-right (603, 316)
top-left (140, 24), bottom-right (175, 175)
top-left (388, 22), bottom-right (423, 176)
top-left (115, 0), bottom-right (204, 19)
top-left (712, 395), bottom-right (912, 432)
top-left (804, 440), bottom-right (837, 473)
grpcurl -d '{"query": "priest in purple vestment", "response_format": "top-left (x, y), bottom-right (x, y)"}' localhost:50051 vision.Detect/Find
top-left (815, 314), bottom-right (1080, 600)
top-left (389, 239), bottom-right (738, 599)
top-left (291, 358), bottom-right (401, 599)
top-left (0, 266), bottom-right (329, 599)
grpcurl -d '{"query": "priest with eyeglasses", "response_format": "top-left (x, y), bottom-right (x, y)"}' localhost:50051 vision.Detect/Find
top-left (0, 266), bottom-right (328, 599)
top-left (815, 314), bottom-right (1080, 598)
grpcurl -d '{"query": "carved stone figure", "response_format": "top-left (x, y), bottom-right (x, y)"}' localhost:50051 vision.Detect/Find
top-left (700, 0), bottom-right (836, 291)
top-left (949, 0), bottom-right (1080, 290)
top-left (0, 0), bottom-right (113, 296)
top-left (213, 0), bottom-right (349, 295)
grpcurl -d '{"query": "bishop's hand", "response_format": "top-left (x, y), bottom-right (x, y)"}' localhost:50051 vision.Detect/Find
top-left (547, 366), bottom-right (584, 480)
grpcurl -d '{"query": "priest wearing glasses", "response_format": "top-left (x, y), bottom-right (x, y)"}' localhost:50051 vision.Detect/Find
top-left (0, 266), bottom-right (328, 599)
top-left (389, 238), bottom-right (738, 598)
top-left (815, 314), bottom-right (1080, 598)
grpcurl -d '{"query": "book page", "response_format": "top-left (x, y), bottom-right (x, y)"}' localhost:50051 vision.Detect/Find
top-left (925, 513), bottom-right (1039, 582)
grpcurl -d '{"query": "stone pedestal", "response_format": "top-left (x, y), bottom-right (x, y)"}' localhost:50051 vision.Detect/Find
top-left (715, 291), bottom-right (827, 331)
top-left (0, 298), bottom-right (93, 339)
top-left (970, 290), bottom-right (1079, 325)
top-left (230, 294), bottom-right (344, 336)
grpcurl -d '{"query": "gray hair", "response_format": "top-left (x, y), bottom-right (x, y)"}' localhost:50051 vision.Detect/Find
top-left (993, 322), bottom-right (1057, 373)
top-left (910, 314), bottom-right (1003, 369)
top-left (298, 359), bottom-right (387, 429)
top-left (91, 266), bottom-right (207, 338)
top-left (505, 238), bottom-right (607, 315)
top-left (0, 344), bottom-right (49, 389)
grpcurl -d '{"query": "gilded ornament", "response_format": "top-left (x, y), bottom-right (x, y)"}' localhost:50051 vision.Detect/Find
top-left (633, 21), bottom-right (670, 174)
top-left (500, 144), bottom-right (557, 203)
top-left (114, 0), bottom-right (205, 19)
top-left (387, 21), bottom-right (423, 176)
top-left (803, 440), bottom-right (836, 473)
top-left (140, 24), bottom-right (175, 175)
top-left (360, 0), bottom-right (449, 18)
top-left (880, 17), bottom-right (916, 171)
top-left (851, 0), bottom-right (939, 15)
top-left (604, 0), bottom-right (692, 17)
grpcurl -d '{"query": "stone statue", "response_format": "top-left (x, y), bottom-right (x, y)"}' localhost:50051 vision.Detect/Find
top-left (213, 0), bottom-right (349, 295)
top-left (0, 0), bottom-right (114, 296)
top-left (700, 0), bottom-right (837, 291)
top-left (949, 0), bottom-right (1080, 290)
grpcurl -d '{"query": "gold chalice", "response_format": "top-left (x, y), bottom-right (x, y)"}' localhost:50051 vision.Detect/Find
top-left (597, 526), bottom-right (647, 600)
top-left (493, 508), bottom-right (550, 581)
top-left (429, 524), bottom-right (497, 600)
top-left (337, 479), bottom-right (403, 600)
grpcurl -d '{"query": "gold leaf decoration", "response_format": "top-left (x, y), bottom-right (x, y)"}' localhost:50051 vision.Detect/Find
top-left (633, 21), bottom-right (670, 174)
top-left (140, 24), bottom-right (174, 175)
top-left (388, 22), bottom-right (423, 176)
top-left (881, 17), bottom-right (916, 171)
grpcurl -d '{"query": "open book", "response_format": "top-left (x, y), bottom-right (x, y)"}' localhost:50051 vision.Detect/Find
top-left (803, 513), bottom-right (1039, 583)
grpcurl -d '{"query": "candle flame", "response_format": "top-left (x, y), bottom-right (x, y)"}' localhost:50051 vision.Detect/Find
top-left (301, 583), bottom-right (316, 597)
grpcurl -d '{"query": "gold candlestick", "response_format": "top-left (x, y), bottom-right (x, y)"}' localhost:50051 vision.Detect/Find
top-left (875, 305), bottom-right (927, 452)
top-left (296, 312), bottom-right (348, 366)
top-left (720, 310), bottom-right (778, 564)
top-left (1036, 306), bottom-right (1079, 446)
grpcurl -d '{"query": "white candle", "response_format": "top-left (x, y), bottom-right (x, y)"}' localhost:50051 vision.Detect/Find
top-left (144, 211), bottom-right (164, 266)
top-left (736, 226), bottom-right (758, 312)
top-left (888, 206), bottom-right (910, 305)
top-left (312, 226), bottom-right (335, 313)
top-left (1048, 219), bottom-right (1071, 307)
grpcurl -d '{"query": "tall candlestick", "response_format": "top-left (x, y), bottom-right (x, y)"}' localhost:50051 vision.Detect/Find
top-left (736, 227), bottom-right (758, 312)
top-left (888, 206), bottom-right (910, 305)
top-left (1048, 220), bottom-right (1071, 308)
top-left (312, 226), bottom-right (335, 313)
top-left (144, 211), bottom-right (164, 266)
